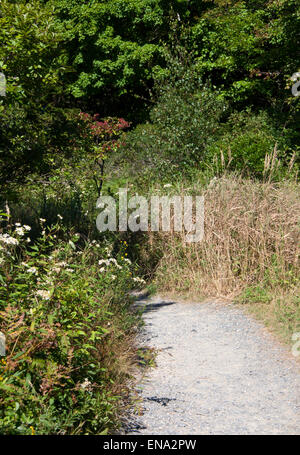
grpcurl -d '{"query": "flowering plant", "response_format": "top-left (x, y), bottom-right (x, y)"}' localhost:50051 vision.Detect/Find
top-left (0, 213), bottom-right (143, 434)
top-left (79, 113), bottom-right (130, 196)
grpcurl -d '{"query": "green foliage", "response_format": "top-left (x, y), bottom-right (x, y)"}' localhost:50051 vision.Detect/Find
top-left (123, 63), bottom-right (227, 180)
top-left (41, 0), bottom-right (300, 117)
top-left (204, 110), bottom-right (294, 177)
top-left (1, 0), bottom-right (299, 187)
top-left (0, 0), bottom-right (80, 187)
top-left (79, 113), bottom-right (130, 197)
top-left (0, 217), bottom-right (143, 434)
top-left (0, 0), bottom-right (65, 101)
top-left (0, 105), bottom-right (88, 189)
top-left (0, 0), bottom-right (299, 435)
top-left (189, 0), bottom-right (300, 107)
top-left (238, 285), bottom-right (273, 305)
top-left (236, 280), bottom-right (300, 343)
top-left (48, 0), bottom-right (171, 104)
top-left (123, 67), bottom-right (298, 180)
top-left (275, 293), bottom-right (300, 339)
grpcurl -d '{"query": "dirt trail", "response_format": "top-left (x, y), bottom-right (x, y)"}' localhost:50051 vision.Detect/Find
top-left (127, 295), bottom-right (300, 435)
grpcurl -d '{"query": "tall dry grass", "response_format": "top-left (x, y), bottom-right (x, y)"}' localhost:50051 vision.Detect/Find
top-left (147, 175), bottom-right (299, 302)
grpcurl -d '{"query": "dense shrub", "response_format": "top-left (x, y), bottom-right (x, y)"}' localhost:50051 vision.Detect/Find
top-left (204, 110), bottom-right (297, 178)
top-left (0, 216), bottom-right (144, 434)
top-left (47, 0), bottom-right (171, 107)
top-left (0, 0), bottom-right (74, 187)
top-left (123, 65), bottom-right (227, 180)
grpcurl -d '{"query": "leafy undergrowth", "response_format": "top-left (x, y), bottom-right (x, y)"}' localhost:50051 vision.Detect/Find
top-left (0, 216), bottom-right (144, 434)
top-left (237, 285), bottom-right (300, 346)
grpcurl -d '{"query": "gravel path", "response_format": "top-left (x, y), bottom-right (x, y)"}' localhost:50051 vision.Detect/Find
top-left (127, 295), bottom-right (300, 435)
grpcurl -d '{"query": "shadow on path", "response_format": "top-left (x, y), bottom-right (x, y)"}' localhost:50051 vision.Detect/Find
top-left (131, 293), bottom-right (176, 314)
top-left (140, 301), bottom-right (176, 313)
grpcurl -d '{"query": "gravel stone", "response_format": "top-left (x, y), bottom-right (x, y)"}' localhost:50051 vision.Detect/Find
top-left (127, 295), bottom-right (300, 435)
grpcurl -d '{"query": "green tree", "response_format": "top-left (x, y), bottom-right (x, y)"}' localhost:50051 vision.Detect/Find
top-left (188, 1), bottom-right (300, 107)
top-left (47, 0), bottom-right (187, 114)
top-left (0, 0), bottom-right (78, 190)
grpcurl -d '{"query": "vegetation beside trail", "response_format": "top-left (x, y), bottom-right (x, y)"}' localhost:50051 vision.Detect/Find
top-left (138, 175), bottom-right (299, 345)
top-left (0, 215), bottom-right (146, 434)
top-left (0, 0), bottom-right (299, 434)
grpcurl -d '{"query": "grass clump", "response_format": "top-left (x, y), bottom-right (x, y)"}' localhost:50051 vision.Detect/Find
top-left (141, 174), bottom-right (299, 343)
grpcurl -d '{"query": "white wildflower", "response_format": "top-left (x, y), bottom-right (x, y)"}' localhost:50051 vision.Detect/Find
top-left (23, 225), bottom-right (31, 231)
top-left (80, 378), bottom-right (92, 391)
top-left (36, 290), bottom-right (51, 300)
top-left (98, 259), bottom-right (109, 266)
top-left (27, 267), bottom-right (38, 275)
top-left (57, 214), bottom-right (63, 220)
top-left (133, 277), bottom-right (146, 284)
top-left (0, 234), bottom-right (19, 246)
top-left (15, 227), bottom-right (25, 236)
